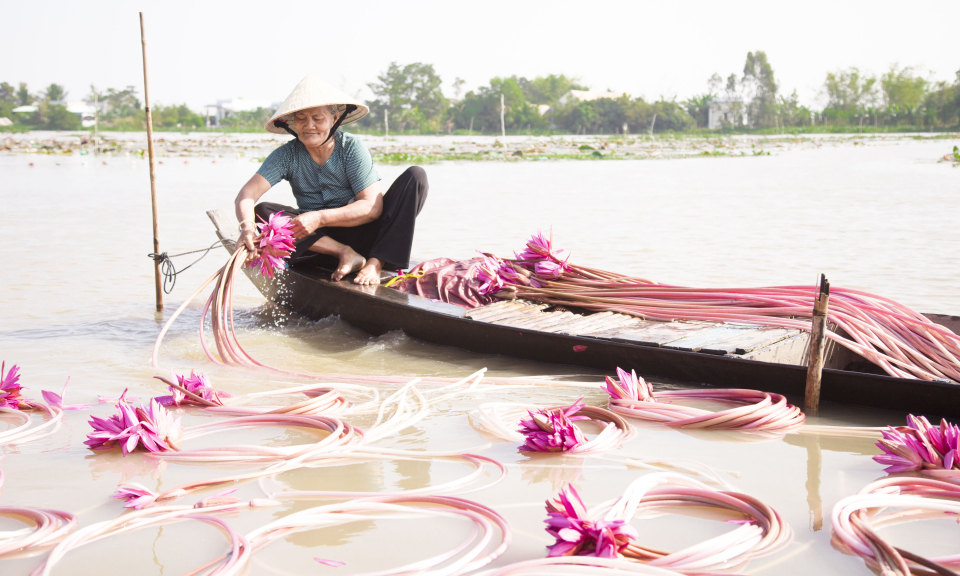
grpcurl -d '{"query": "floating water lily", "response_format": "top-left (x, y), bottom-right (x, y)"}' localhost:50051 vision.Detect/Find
top-left (519, 399), bottom-right (590, 452)
top-left (0, 361), bottom-right (26, 410)
top-left (40, 377), bottom-right (91, 411)
top-left (84, 390), bottom-right (182, 454)
top-left (542, 473), bottom-right (791, 572)
top-left (874, 414), bottom-right (960, 475)
top-left (112, 483), bottom-right (165, 510)
top-left (473, 401), bottom-right (633, 455)
top-left (154, 370), bottom-right (230, 407)
top-left (602, 367), bottom-right (654, 402)
top-left (604, 366), bottom-right (805, 432)
top-left (545, 484), bottom-right (638, 557)
top-left (247, 211), bottom-right (295, 279)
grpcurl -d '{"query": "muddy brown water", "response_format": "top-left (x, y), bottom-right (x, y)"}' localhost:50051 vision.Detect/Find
top-left (1, 136), bottom-right (958, 574)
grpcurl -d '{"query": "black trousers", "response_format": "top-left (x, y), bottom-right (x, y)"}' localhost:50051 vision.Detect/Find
top-left (254, 166), bottom-right (428, 271)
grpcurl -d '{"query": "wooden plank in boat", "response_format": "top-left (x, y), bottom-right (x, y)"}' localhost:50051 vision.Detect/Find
top-left (586, 320), bottom-right (661, 340)
top-left (663, 325), bottom-right (755, 353)
top-left (470, 302), bottom-right (532, 322)
top-left (486, 304), bottom-right (549, 324)
top-left (585, 314), bottom-right (640, 332)
top-left (700, 327), bottom-right (801, 355)
top-left (513, 311), bottom-right (577, 331)
top-left (464, 300), bottom-right (515, 318)
top-left (503, 310), bottom-right (567, 329)
top-left (552, 312), bottom-right (615, 334)
top-left (610, 322), bottom-right (713, 347)
top-left (564, 314), bottom-right (637, 336)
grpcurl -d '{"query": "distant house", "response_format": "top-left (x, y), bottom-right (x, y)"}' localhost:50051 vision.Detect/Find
top-left (0, 117), bottom-right (12, 127)
top-left (12, 101), bottom-right (98, 127)
top-left (205, 99), bottom-right (279, 126)
top-left (58, 101), bottom-right (98, 127)
top-left (707, 98), bottom-right (747, 130)
top-left (557, 90), bottom-right (629, 107)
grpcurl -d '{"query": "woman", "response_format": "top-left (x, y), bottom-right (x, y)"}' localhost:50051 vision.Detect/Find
top-left (234, 75), bottom-right (428, 285)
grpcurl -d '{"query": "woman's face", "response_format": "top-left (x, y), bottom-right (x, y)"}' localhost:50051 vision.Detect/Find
top-left (293, 106), bottom-right (338, 148)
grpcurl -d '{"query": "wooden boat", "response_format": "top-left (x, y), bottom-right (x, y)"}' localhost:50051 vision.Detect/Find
top-left (208, 211), bottom-right (960, 418)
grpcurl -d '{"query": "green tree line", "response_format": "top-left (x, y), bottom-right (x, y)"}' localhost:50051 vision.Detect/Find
top-left (3, 52), bottom-right (959, 133)
top-left (1, 82), bottom-right (205, 131)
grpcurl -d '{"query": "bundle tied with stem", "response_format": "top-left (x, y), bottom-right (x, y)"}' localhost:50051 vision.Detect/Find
top-left (482, 231), bottom-right (960, 382)
top-left (603, 367), bottom-right (805, 432)
top-left (542, 472), bottom-right (791, 574)
top-left (832, 476), bottom-right (960, 576)
top-left (151, 211), bottom-right (299, 373)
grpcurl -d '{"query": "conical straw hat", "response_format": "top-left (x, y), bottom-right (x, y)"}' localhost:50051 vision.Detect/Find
top-left (264, 75), bottom-right (368, 134)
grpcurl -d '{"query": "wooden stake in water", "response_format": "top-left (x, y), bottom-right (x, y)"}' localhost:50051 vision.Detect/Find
top-left (804, 274), bottom-right (830, 415)
top-left (140, 12), bottom-right (163, 312)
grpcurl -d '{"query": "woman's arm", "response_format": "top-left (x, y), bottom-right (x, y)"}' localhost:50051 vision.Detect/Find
top-left (289, 182), bottom-right (383, 240)
top-left (234, 173), bottom-right (272, 254)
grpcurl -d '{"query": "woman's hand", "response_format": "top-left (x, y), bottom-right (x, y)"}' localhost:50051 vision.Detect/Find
top-left (237, 225), bottom-right (259, 263)
top-left (290, 211), bottom-right (323, 240)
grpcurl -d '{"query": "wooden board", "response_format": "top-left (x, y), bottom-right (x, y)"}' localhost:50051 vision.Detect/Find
top-left (610, 322), bottom-right (713, 347)
top-left (663, 325), bottom-right (755, 354)
top-left (700, 327), bottom-right (801, 355)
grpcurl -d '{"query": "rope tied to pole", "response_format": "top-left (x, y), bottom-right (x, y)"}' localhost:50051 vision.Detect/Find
top-left (148, 241), bottom-right (222, 294)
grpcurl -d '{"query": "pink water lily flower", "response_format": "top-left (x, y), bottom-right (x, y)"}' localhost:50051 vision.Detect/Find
top-left (602, 367), bottom-right (655, 402)
top-left (519, 399), bottom-right (590, 452)
top-left (247, 211), bottom-right (296, 278)
top-left (112, 482), bottom-right (162, 509)
top-left (85, 389), bottom-right (182, 455)
top-left (194, 488), bottom-right (241, 510)
top-left (874, 414), bottom-right (960, 473)
top-left (545, 484), bottom-right (638, 557)
top-left (0, 361), bottom-right (27, 410)
top-left (515, 229), bottom-right (568, 265)
top-left (476, 256), bottom-right (506, 295)
top-left (155, 370), bottom-right (229, 407)
top-left (40, 377), bottom-right (92, 410)
top-left (534, 259), bottom-right (569, 280)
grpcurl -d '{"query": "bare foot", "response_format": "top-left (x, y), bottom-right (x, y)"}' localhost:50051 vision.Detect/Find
top-left (332, 247), bottom-right (366, 281)
top-left (354, 258), bottom-right (383, 285)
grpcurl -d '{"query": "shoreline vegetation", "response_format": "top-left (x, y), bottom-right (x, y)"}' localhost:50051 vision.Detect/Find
top-left (3, 132), bottom-right (957, 164)
top-left (2, 52), bottom-right (958, 136)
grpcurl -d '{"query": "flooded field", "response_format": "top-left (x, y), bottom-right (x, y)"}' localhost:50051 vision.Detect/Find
top-left (1, 135), bottom-right (959, 574)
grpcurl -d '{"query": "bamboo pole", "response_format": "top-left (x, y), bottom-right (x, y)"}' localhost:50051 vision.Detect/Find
top-left (140, 12), bottom-right (163, 312)
top-left (804, 274), bottom-right (830, 415)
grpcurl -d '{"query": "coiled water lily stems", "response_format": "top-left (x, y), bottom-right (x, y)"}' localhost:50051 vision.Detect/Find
top-left (832, 476), bottom-right (960, 575)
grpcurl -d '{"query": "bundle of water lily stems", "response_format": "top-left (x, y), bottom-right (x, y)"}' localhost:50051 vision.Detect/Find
top-left (494, 231), bottom-right (960, 382)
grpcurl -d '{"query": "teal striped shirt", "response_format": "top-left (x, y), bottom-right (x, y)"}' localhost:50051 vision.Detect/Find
top-left (257, 131), bottom-right (381, 212)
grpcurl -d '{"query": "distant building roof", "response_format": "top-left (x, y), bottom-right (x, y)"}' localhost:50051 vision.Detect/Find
top-left (51, 100), bottom-right (97, 114)
top-left (12, 105), bottom-right (38, 114)
top-left (558, 90), bottom-right (629, 106)
top-left (0, 117), bottom-right (12, 126)
top-left (537, 104), bottom-right (552, 116)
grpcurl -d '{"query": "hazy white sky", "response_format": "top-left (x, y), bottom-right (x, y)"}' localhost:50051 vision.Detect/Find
top-left (5, 1), bottom-right (958, 111)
